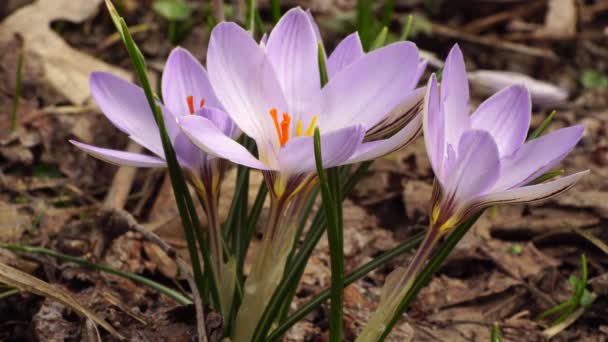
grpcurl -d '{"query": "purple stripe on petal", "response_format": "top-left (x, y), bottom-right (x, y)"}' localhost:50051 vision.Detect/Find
top-left (471, 85), bottom-right (531, 157)
top-left (162, 47), bottom-right (222, 116)
top-left (492, 124), bottom-right (584, 191)
top-left (346, 114), bottom-right (422, 164)
top-left (327, 32), bottom-right (364, 78)
top-left (276, 125), bottom-right (366, 174)
top-left (443, 130), bottom-right (500, 204)
top-left (266, 7), bottom-right (321, 118)
top-left (475, 171), bottom-right (588, 208)
top-left (70, 140), bottom-right (166, 168)
top-left (178, 115), bottom-right (272, 170)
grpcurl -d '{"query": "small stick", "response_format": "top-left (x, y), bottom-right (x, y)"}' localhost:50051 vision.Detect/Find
top-left (103, 141), bottom-right (143, 209)
top-left (109, 208), bottom-right (208, 342)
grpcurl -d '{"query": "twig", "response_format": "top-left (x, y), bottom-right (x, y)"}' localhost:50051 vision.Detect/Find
top-left (431, 22), bottom-right (559, 61)
top-left (104, 141), bottom-right (143, 209)
top-left (108, 208), bottom-right (208, 342)
top-left (463, 0), bottom-right (545, 34)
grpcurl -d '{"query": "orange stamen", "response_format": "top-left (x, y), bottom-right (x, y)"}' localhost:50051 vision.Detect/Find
top-left (280, 113), bottom-right (291, 146)
top-left (199, 98), bottom-right (206, 108)
top-left (186, 95), bottom-right (195, 114)
top-left (270, 108), bottom-right (282, 142)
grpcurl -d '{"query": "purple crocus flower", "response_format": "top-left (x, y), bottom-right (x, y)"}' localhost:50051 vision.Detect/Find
top-left (178, 7), bottom-right (426, 199)
top-left (424, 44), bottom-right (588, 232)
top-left (70, 47), bottom-right (237, 182)
top-left (358, 44), bottom-right (588, 342)
top-left (69, 47), bottom-right (238, 316)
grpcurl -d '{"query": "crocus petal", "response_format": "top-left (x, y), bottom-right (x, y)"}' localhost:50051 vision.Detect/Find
top-left (423, 74), bottom-right (445, 178)
top-left (322, 42), bottom-right (420, 130)
top-left (443, 130), bottom-right (500, 203)
top-left (276, 125), bottom-right (366, 174)
top-left (162, 47), bottom-right (222, 116)
top-left (474, 171), bottom-right (588, 209)
top-left (365, 87), bottom-right (425, 141)
top-left (491, 125), bottom-right (584, 191)
top-left (207, 22), bottom-right (287, 150)
top-left (471, 85), bottom-right (531, 157)
top-left (441, 44), bottom-right (471, 147)
top-left (70, 140), bottom-right (166, 168)
top-left (414, 60), bottom-right (428, 86)
top-left (327, 32), bottom-right (364, 78)
top-left (178, 115), bottom-right (271, 170)
top-left (346, 114), bottom-right (422, 164)
top-left (266, 7), bottom-right (320, 118)
top-left (90, 72), bottom-right (179, 157)
top-left (199, 106), bottom-right (239, 139)
top-left (305, 9), bottom-right (322, 43)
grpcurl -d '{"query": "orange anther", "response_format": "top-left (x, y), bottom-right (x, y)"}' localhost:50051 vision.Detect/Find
top-left (280, 113), bottom-right (291, 146)
top-left (270, 108), bottom-right (282, 142)
top-left (186, 96), bottom-right (195, 114)
top-left (199, 98), bottom-right (206, 108)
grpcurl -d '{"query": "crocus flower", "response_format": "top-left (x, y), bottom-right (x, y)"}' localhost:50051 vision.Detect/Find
top-left (358, 45), bottom-right (588, 341)
top-left (424, 44), bottom-right (587, 233)
top-left (178, 7), bottom-right (427, 200)
top-left (69, 47), bottom-right (237, 316)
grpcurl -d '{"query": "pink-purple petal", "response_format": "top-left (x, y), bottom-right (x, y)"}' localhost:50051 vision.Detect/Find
top-left (471, 85), bottom-right (531, 157)
top-left (491, 124), bottom-right (584, 191)
top-left (443, 130), bottom-right (500, 203)
top-left (327, 32), bottom-right (364, 78)
top-left (441, 44), bottom-right (471, 147)
top-left (321, 41), bottom-right (420, 130)
top-left (70, 140), bottom-right (166, 168)
top-left (89, 72), bottom-right (179, 157)
top-left (276, 125), bottom-right (366, 174)
top-left (266, 7), bottom-right (321, 118)
top-left (178, 115), bottom-right (272, 170)
top-left (162, 47), bottom-right (222, 116)
top-left (346, 114), bottom-right (422, 164)
top-left (207, 22), bottom-right (287, 150)
top-left (423, 74), bottom-right (445, 179)
top-left (476, 171), bottom-right (588, 208)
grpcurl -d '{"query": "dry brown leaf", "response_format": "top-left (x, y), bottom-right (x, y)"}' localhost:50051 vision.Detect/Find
top-left (0, 261), bottom-right (123, 339)
top-left (0, 0), bottom-right (130, 105)
top-left (543, 0), bottom-right (577, 36)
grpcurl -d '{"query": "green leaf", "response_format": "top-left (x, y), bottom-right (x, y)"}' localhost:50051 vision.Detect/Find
top-left (313, 128), bottom-right (344, 342)
top-left (371, 26), bottom-right (388, 50)
top-left (580, 289), bottom-right (595, 308)
top-left (32, 164), bottom-right (62, 179)
top-left (152, 0), bottom-right (191, 21)
top-left (10, 46), bottom-right (24, 131)
top-left (507, 243), bottom-right (523, 255)
top-left (318, 42), bottom-right (328, 87)
top-left (580, 69), bottom-right (608, 89)
top-left (568, 274), bottom-right (579, 289)
top-left (528, 110), bottom-right (556, 140)
top-left (491, 323), bottom-right (503, 342)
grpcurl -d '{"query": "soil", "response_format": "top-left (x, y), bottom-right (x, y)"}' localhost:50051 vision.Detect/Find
top-left (0, 0), bottom-right (607, 341)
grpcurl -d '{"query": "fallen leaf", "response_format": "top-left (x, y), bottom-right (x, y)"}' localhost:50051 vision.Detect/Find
top-left (0, 261), bottom-right (123, 339)
top-left (0, 0), bottom-right (130, 105)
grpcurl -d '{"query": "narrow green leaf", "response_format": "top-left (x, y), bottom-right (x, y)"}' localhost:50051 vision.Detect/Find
top-left (153, 0), bottom-right (192, 21)
top-left (10, 46), bottom-right (24, 132)
top-left (105, 1), bottom-right (221, 310)
top-left (529, 110), bottom-right (556, 140)
top-left (491, 323), bottom-right (502, 342)
top-left (380, 212), bottom-right (484, 340)
top-left (318, 42), bottom-right (328, 87)
top-left (530, 169), bottom-right (564, 185)
top-left (371, 26), bottom-right (388, 50)
top-left (314, 128), bottom-right (344, 342)
top-left (400, 15), bottom-right (414, 41)
top-left (248, 0), bottom-right (256, 34)
top-left (0, 243), bottom-right (191, 304)
top-left (271, 0), bottom-right (281, 23)
top-left (381, 0), bottom-right (395, 27)
top-left (267, 232), bottom-right (424, 341)
top-left (357, 0), bottom-right (374, 51)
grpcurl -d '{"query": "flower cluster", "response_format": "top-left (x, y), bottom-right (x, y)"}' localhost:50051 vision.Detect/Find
top-left (74, 6), bottom-right (587, 341)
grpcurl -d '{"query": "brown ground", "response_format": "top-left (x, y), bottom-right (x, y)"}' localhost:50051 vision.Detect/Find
top-left (0, 0), bottom-right (607, 341)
